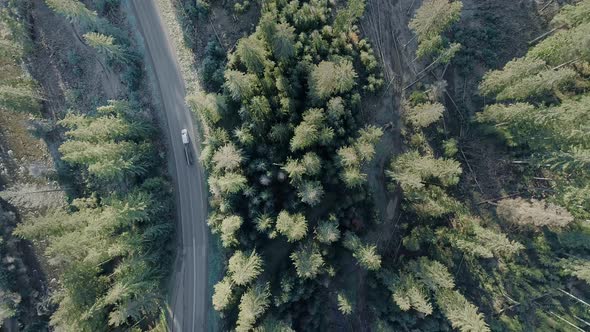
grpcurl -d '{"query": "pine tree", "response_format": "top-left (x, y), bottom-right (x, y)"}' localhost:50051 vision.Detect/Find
top-left (290, 108), bottom-right (328, 151)
top-left (495, 67), bottom-right (577, 101)
top-left (236, 35), bottom-right (268, 74)
top-left (496, 198), bottom-right (574, 231)
top-left (297, 180), bottom-right (324, 206)
top-left (83, 32), bottom-right (127, 62)
top-left (337, 292), bottom-right (353, 315)
top-left (334, 0), bottom-right (366, 32)
top-left (246, 95), bottom-right (272, 124)
top-left (310, 60), bottom-right (357, 100)
top-left (479, 57), bottom-right (546, 97)
top-left (408, 0), bottom-right (463, 58)
top-left (551, 0), bottom-right (590, 28)
top-left (560, 258), bottom-right (590, 285)
top-left (276, 211), bottom-right (308, 242)
top-left (387, 151), bottom-right (462, 192)
top-left (212, 143), bottom-right (243, 172)
top-left (212, 277), bottom-right (234, 311)
top-left (236, 283), bottom-right (271, 332)
top-left (186, 92), bottom-right (222, 125)
top-left (435, 289), bottom-right (490, 332)
top-left (290, 243), bottom-right (324, 279)
top-left (410, 257), bottom-right (454, 291)
top-left (392, 275), bottom-right (433, 315)
top-left (260, 17), bottom-right (296, 60)
top-left (45, 0), bottom-right (98, 28)
top-left (210, 172), bottom-right (247, 195)
top-left (343, 232), bottom-right (382, 270)
top-left (220, 215), bottom-right (243, 247)
top-left (315, 220), bottom-right (341, 244)
top-left (355, 244), bottom-right (382, 271)
top-left (224, 70), bottom-right (258, 101)
top-left (406, 102), bottom-right (444, 128)
top-left (228, 250), bottom-right (264, 286)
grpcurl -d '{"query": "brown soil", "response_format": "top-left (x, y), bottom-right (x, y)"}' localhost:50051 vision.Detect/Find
top-left (445, 0), bottom-right (548, 202)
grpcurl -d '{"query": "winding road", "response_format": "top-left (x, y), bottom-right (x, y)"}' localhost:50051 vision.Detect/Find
top-left (129, 1), bottom-right (209, 331)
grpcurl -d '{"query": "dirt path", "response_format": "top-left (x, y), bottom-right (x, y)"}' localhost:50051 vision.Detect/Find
top-left (360, 0), bottom-right (420, 249)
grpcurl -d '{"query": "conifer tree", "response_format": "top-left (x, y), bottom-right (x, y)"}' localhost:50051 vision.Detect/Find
top-left (406, 102), bottom-right (444, 128)
top-left (436, 289), bottom-right (490, 332)
top-left (337, 292), bottom-right (353, 315)
top-left (212, 277), bottom-right (234, 311)
top-left (297, 181), bottom-right (324, 206)
top-left (224, 70), bottom-right (258, 101)
top-left (220, 215), bottom-right (243, 247)
top-left (212, 143), bottom-right (243, 172)
top-left (310, 60), bottom-right (357, 100)
top-left (83, 32), bottom-right (127, 62)
top-left (408, 0), bottom-right (463, 58)
top-left (228, 250), bottom-right (264, 286)
top-left (236, 35), bottom-right (268, 74)
top-left (315, 219), bottom-right (341, 244)
top-left (290, 243), bottom-right (324, 279)
top-left (45, 0), bottom-right (98, 28)
top-left (236, 283), bottom-right (271, 332)
top-left (276, 211), bottom-right (308, 242)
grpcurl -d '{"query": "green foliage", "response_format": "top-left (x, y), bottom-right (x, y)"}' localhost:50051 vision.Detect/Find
top-left (408, 0), bottom-right (463, 58)
top-left (16, 187), bottom-right (172, 330)
top-left (334, 0), bottom-right (366, 33)
top-left (290, 108), bottom-right (331, 151)
top-left (236, 35), bottom-right (268, 74)
top-left (310, 60), bottom-right (357, 100)
top-left (387, 151), bottom-right (461, 192)
top-left (200, 39), bottom-right (226, 90)
top-left (58, 100), bottom-right (153, 180)
top-left (0, 8), bottom-right (41, 114)
top-left (276, 211), bottom-right (308, 242)
top-left (448, 215), bottom-right (524, 259)
top-left (212, 277), bottom-right (234, 311)
top-left (212, 143), bottom-right (243, 172)
top-left (436, 290), bottom-right (490, 332)
top-left (406, 102), bottom-right (444, 128)
top-left (229, 250), bottom-right (264, 286)
top-left (220, 215), bottom-right (243, 247)
top-left (337, 292), bottom-right (353, 315)
top-left (45, 0), bottom-right (98, 28)
top-left (224, 70), bottom-right (258, 101)
top-left (186, 91), bottom-right (222, 125)
top-left (83, 32), bottom-right (127, 62)
top-left (297, 180), bottom-right (324, 206)
top-left (0, 289), bottom-right (20, 322)
top-left (315, 219), bottom-right (340, 244)
top-left (343, 232), bottom-right (381, 270)
top-left (551, 0), bottom-right (590, 28)
top-left (560, 258), bottom-right (590, 285)
top-left (290, 243), bottom-right (324, 279)
top-left (236, 283), bottom-right (271, 332)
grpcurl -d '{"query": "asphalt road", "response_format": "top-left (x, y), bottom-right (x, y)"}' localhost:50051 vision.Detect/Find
top-left (129, 1), bottom-right (209, 331)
